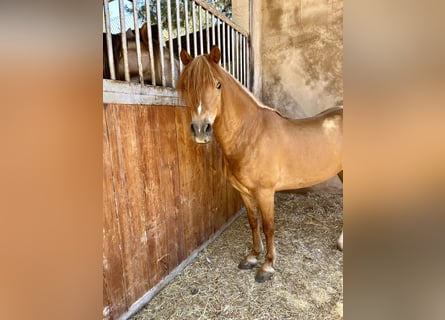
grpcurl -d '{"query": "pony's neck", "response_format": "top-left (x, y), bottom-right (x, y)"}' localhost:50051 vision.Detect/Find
top-left (213, 74), bottom-right (263, 157)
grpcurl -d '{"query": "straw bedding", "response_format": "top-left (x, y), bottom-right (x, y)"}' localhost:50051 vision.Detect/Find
top-left (132, 188), bottom-right (343, 320)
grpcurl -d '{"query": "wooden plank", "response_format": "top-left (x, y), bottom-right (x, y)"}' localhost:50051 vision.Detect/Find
top-left (103, 104), bottom-right (127, 319)
top-left (174, 107), bottom-right (196, 257)
top-left (141, 105), bottom-right (182, 279)
top-left (103, 80), bottom-right (186, 106)
top-left (213, 142), bottom-right (227, 233)
top-left (206, 139), bottom-right (215, 237)
top-left (105, 104), bottom-right (151, 307)
top-left (135, 106), bottom-right (164, 288)
top-left (156, 107), bottom-right (184, 271)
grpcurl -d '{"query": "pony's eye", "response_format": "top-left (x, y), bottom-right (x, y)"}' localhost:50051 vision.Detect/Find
top-left (216, 81), bottom-right (221, 89)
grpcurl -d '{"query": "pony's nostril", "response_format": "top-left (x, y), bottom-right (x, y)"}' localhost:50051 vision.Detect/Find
top-left (204, 123), bottom-right (212, 134)
top-left (190, 123), bottom-right (197, 135)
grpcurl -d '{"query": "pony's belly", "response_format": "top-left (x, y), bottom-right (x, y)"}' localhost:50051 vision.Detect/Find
top-left (276, 162), bottom-right (342, 191)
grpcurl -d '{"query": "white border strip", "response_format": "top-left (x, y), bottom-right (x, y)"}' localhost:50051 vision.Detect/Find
top-left (103, 80), bottom-right (186, 106)
top-left (117, 207), bottom-right (246, 320)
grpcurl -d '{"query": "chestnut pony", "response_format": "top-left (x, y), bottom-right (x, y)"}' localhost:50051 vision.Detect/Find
top-left (178, 46), bottom-right (343, 282)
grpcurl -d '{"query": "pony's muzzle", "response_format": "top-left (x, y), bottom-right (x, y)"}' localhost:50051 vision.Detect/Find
top-left (190, 121), bottom-right (213, 144)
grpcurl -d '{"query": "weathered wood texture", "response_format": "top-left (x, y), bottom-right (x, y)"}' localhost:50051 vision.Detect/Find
top-left (103, 103), bottom-right (242, 320)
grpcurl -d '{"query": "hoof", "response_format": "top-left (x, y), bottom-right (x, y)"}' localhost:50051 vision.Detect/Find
top-left (255, 269), bottom-right (274, 283)
top-left (238, 259), bottom-right (256, 270)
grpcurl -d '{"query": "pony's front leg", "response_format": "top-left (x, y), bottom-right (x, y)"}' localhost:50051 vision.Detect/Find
top-left (255, 190), bottom-right (276, 282)
top-left (238, 192), bottom-right (263, 270)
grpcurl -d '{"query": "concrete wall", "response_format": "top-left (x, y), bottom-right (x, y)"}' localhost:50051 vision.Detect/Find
top-left (232, 0), bottom-right (263, 99)
top-left (231, 0), bottom-right (249, 32)
top-left (231, 1), bottom-right (343, 189)
top-left (260, 0), bottom-right (343, 118)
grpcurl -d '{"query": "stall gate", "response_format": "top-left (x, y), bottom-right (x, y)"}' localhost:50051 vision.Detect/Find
top-left (103, 1), bottom-right (249, 319)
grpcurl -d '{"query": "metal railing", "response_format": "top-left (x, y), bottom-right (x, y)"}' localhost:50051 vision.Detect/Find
top-left (103, 0), bottom-right (250, 89)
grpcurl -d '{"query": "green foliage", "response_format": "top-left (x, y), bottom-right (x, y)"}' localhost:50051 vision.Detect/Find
top-left (125, 0), bottom-right (232, 31)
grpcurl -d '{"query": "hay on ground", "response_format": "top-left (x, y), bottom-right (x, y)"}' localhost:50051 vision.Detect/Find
top-left (132, 189), bottom-right (343, 320)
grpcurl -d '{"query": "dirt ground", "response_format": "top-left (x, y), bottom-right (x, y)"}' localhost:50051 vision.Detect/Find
top-left (132, 186), bottom-right (343, 320)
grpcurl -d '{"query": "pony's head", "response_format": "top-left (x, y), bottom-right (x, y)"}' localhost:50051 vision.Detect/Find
top-left (178, 46), bottom-right (223, 144)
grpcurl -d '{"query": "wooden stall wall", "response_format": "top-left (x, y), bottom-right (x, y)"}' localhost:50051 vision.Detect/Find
top-left (103, 103), bottom-right (243, 319)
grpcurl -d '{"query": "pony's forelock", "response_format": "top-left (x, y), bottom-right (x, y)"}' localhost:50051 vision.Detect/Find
top-left (178, 55), bottom-right (222, 108)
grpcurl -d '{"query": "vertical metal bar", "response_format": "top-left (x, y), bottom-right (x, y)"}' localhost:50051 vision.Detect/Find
top-left (234, 30), bottom-right (239, 81)
top-left (206, 10), bottom-right (210, 53)
top-left (156, 0), bottom-right (165, 86)
top-left (145, 0), bottom-right (156, 85)
top-left (118, 0), bottom-right (130, 81)
top-left (132, 0), bottom-right (144, 84)
top-left (239, 33), bottom-right (244, 85)
top-left (211, 14), bottom-right (215, 46)
top-left (236, 32), bottom-right (241, 82)
top-left (166, 0), bottom-right (175, 87)
top-left (185, 0), bottom-right (190, 55)
top-left (231, 28), bottom-right (235, 76)
top-left (192, 2), bottom-right (197, 57)
top-left (243, 36), bottom-right (247, 86)
top-left (235, 31), bottom-right (241, 82)
top-left (249, 0), bottom-right (253, 92)
top-left (103, 0), bottom-right (115, 80)
top-left (217, 18), bottom-right (221, 64)
top-left (240, 33), bottom-right (243, 83)
top-left (199, 6), bottom-right (203, 55)
top-left (243, 35), bottom-right (246, 85)
top-left (240, 35), bottom-right (244, 85)
top-left (222, 21), bottom-right (226, 70)
top-left (226, 23), bottom-right (230, 73)
top-left (175, 0), bottom-right (182, 72)
top-left (245, 37), bottom-right (248, 87)
top-left (246, 35), bottom-right (250, 90)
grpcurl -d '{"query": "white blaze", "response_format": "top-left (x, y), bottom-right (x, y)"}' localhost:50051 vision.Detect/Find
top-left (197, 101), bottom-right (202, 115)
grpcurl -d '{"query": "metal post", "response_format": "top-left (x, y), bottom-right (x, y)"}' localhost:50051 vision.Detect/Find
top-left (192, 2), bottom-right (197, 57)
top-left (231, 28), bottom-right (235, 76)
top-left (211, 14), bottom-right (215, 46)
top-left (206, 10), bottom-right (210, 53)
top-left (222, 21), bottom-right (226, 69)
top-left (103, 0), bottom-right (115, 80)
top-left (132, 0), bottom-right (144, 84)
top-left (176, 0), bottom-right (182, 72)
top-left (145, 0), bottom-right (156, 85)
top-left (199, 6), bottom-right (203, 55)
top-left (166, 0), bottom-right (175, 87)
top-left (185, 0), bottom-right (190, 55)
top-left (217, 18), bottom-right (221, 64)
top-left (156, 0), bottom-right (165, 86)
top-left (118, 0), bottom-right (130, 81)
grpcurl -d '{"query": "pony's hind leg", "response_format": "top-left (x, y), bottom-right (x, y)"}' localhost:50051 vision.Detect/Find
top-left (255, 190), bottom-right (276, 283)
top-left (238, 193), bottom-right (263, 270)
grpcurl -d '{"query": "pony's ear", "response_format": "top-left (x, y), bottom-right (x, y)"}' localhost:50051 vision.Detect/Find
top-left (209, 45), bottom-right (221, 63)
top-left (140, 23), bottom-right (148, 45)
top-left (180, 49), bottom-right (193, 65)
